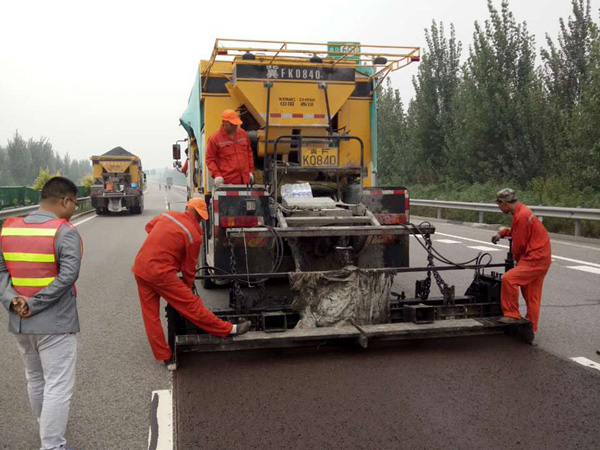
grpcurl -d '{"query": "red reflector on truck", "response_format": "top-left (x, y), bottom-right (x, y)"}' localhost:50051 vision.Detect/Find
top-left (220, 216), bottom-right (264, 228)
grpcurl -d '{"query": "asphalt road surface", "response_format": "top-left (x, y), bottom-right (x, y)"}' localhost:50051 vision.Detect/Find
top-left (1, 183), bottom-right (599, 450)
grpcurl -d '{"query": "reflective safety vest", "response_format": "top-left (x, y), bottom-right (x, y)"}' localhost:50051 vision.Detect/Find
top-left (0, 216), bottom-right (66, 297)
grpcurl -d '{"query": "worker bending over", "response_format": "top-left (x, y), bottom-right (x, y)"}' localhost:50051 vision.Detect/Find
top-left (132, 198), bottom-right (250, 365)
top-left (206, 109), bottom-right (254, 189)
top-left (492, 188), bottom-right (552, 341)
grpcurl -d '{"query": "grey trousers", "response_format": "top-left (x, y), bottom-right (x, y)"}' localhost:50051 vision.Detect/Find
top-left (14, 333), bottom-right (77, 450)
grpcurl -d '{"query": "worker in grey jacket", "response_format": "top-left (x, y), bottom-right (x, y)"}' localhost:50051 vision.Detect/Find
top-left (0, 176), bottom-right (82, 450)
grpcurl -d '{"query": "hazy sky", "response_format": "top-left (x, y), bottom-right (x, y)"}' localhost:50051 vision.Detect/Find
top-left (1, 0), bottom-right (597, 170)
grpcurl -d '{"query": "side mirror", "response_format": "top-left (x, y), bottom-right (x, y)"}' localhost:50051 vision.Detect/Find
top-left (172, 143), bottom-right (181, 160)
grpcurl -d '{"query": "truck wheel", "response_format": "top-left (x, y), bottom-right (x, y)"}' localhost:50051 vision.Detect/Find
top-left (96, 208), bottom-right (103, 215)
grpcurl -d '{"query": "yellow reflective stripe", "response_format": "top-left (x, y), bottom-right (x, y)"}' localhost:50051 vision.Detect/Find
top-left (12, 277), bottom-right (56, 287)
top-left (3, 252), bottom-right (56, 262)
top-left (1, 228), bottom-right (58, 237)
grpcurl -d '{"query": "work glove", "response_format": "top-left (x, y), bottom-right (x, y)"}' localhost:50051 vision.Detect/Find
top-left (231, 318), bottom-right (252, 336)
top-left (491, 233), bottom-right (502, 245)
top-left (248, 173), bottom-right (255, 185)
top-left (214, 176), bottom-right (224, 189)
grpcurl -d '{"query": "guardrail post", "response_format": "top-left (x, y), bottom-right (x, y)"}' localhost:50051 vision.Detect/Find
top-left (478, 211), bottom-right (484, 223)
top-left (574, 219), bottom-right (581, 237)
top-left (437, 208), bottom-right (442, 219)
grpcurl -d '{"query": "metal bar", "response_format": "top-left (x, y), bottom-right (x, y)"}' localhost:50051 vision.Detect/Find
top-left (276, 209), bottom-right (288, 228)
top-left (175, 318), bottom-right (513, 353)
top-left (284, 216), bottom-right (373, 225)
top-left (227, 224), bottom-right (435, 238)
top-left (411, 199), bottom-right (600, 222)
top-left (195, 262), bottom-right (507, 280)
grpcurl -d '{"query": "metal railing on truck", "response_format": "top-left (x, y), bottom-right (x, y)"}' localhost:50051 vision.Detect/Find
top-left (410, 199), bottom-right (600, 237)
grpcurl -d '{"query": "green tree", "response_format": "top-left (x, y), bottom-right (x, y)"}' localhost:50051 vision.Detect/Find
top-left (7, 131), bottom-right (32, 186)
top-left (541, 0), bottom-right (598, 189)
top-left (31, 168), bottom-right (61, 191)
top-left (81, 173), bottom-right (94, 194)
top-left (410, 20), bottom-right (462, 182)
top-left (377, 80), bottom-right (411, 184)
top-left (450, 0), bottom-right (546, 187)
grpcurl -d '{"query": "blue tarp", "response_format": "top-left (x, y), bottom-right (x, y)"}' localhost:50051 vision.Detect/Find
top-left (179, 66), bottom-right (204, 160)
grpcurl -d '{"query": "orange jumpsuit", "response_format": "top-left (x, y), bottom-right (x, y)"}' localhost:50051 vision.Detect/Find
top-left (132, 210), bottom-right (232, 361)
top-left (206, 126), bottom-right (254, 184)
top-left (499, 203), bottom-right (552, 331)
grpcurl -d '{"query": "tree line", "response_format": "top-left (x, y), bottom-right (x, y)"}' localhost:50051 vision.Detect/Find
top-left (0, 131), bottom-right (91, 187)
top-left (377, 0), bottom-right (600, 206)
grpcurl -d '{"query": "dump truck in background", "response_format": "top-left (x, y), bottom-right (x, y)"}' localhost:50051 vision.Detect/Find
top-left (168, 39), bottom-right (531, 363)
top-left (91, 147), bottom-right (144, 214)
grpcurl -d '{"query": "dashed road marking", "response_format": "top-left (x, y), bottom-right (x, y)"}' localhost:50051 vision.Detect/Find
top-left (435, 232), bottom-right (600, 269)
top-left (435, 239), bottom-right (461, 244)
top-left (468, 245), bottom-right (501, 252)
top-left (571, 357), bottom-right (600, 372)
top-left (567, 265), bottom-right (600, 275)
top-left (73, 215), bottom-right (97, 227)
top-left (148, 389), bottom-right (173, 450)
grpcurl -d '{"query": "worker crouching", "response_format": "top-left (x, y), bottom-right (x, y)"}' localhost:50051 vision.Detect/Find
top-left (132, 198), bottom-right (250, 366)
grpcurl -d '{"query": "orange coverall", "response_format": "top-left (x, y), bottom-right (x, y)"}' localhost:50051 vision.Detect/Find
top-left (499, 202), bottom-right (552, 331)
top-left (132, 210), bottom-right (232, 361)
top-left (206, 126), bottom-right (254, 184)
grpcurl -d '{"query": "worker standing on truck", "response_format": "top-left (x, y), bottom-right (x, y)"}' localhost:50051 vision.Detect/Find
top-left (492, 188), bottom-right (552, 341)
top-left (206, 109), bottom-right (254, 189)
top-left (0, 177), bottom-right (83, 450)
top-left (132, 198), bottom-right (250, 366)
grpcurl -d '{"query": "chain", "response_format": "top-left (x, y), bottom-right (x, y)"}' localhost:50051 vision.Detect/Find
top-left (416, 234), bottom-right (454, 304)
top-left (424, 234), bottom-right (454, 304)
top-left (416, 235), bottom-right (432, 300)
top-left (228, 237), bottom-right (247, 312)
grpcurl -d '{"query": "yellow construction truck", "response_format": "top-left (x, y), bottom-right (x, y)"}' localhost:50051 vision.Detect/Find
top-left (91, 147), bottom-right (144, 214)
top-left (168, 39), bottom-right (530, 360)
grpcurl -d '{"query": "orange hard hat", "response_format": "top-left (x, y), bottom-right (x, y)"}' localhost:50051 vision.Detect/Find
top-left (221, 109), bottom-right (242, 126)
top-left (186, 198), bottom-right (209, 220)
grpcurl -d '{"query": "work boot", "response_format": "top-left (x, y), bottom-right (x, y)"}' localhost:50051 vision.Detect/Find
top-left (498, 316), bottom-right (521, 324)
top-left (163, 355), bottom-right (177, 371)
top-left (234, 319), bottom-right (252, 336)
top-left (519, 325), bottom-right (536, 345)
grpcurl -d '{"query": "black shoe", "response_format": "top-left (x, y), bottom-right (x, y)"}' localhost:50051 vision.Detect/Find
top-left (519, 326), bottom-right (535, 345)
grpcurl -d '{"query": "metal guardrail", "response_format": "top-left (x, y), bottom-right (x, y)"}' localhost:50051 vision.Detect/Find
top-left (410, 199), bottom-right (600, 237)
top-left (0, 197), bottom-right (92, 221)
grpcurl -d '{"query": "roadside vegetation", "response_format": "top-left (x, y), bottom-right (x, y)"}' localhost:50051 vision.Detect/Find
top-left (378, 0), bottom-right (600, 237)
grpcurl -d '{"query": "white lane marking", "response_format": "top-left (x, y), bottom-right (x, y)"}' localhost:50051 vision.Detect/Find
top-left (552, 239), bottom-right (600, 252)
top-left (148, 389), bottom-right (173, 450)
top-left (571, 357), bottom-right (600, 372)
top-left (468, 245), bottom-right (501, 252)
top-left (567, 265), bottom-right (600, 275)
top-left (435, 239), bottom-right (461, 244)
top-left (436, 232), bottom-right (600, 269)
top-left (73, 215), bottom-right (97, 227)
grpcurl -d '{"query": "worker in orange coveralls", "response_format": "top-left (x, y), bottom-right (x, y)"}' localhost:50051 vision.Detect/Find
top-left (491, 188), bottom-right (552, 343)
top-left (132, 198), bottom-right (250, 368)
top-left (206, 109), bottom-right (254, 188)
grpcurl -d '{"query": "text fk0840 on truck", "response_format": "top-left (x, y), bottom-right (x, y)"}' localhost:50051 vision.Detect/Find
top-left (169, 39), bottom-right (532, 357)
top-left (91, 146), bottom-right (145, 215)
